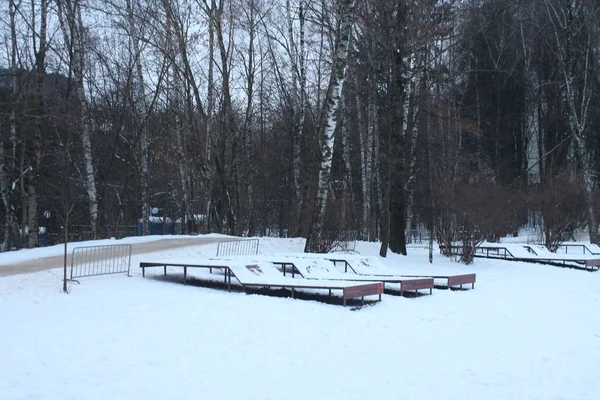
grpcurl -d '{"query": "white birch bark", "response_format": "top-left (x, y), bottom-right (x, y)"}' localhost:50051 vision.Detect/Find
top-left (298, 0), bottom-right (306, 196)
top-left (340, 95), bottom-right (351, 222)
top-left (356, 83), bottom-right (372, 239)
top-left (544, 0), bottom-right (599, 243)
top-left (57, 0), bottom-right (98, 237)
top-left (404, 70), bottom-right (421, 234)
top-left (524, 71), bottom-right (541, 185)
top-left (9, 0), bottom-right (18, 171)
top-left (400, 55), bottom-right (414, 141)
top-left (203, 0), bottom-right (216, 232)
top-left (304, 0), bottom-right (356, 253)
top-left (126, 0), bottom-right (151, 235)
top-left (286, 0), bottom-right (301, 201)
top-left (207, 0), bottom-right (216, 166)
top-left (3, 0), bottom-right (18, 249)
top-left (27, 0), bottom-right (48, 247)
top-left (0, 135), bottom-right (11, 251)
top-left (164, 2), bottom-right (191, 230)
top-left (368, 101), bottom-right (378, 240)
top-left (76, 5), bottom-right (98, 238)
top-left (520, 14), bottom-right (542, 230)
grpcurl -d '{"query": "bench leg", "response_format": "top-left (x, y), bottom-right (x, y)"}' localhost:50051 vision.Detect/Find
top-left (362, 296), bottom-right (364, 305)
top-left (328, 289), bottom-right (332, 297)
top-left (142, 267), bottom-right (145, 278)
top-left (227, 269), bottom-right (231, 292)
top-left (183, 266), bottom-right (187, 285)
top-left (343, 297), bottom-right (346, 307)
top-left (163, 266), bottom-right (167, 276)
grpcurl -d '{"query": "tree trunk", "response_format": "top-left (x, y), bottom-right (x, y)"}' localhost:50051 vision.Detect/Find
top-left (164, 3), bottom-right (192, 233)
top-left (215, 0), bottom-right (236, 234)
top-left (24, 0), bottom-right (48, 248)
top-left (403, 64), bottom-right (422, 235)
top-left (298, 0), bottom-right (306, 207)
top-left (287, 0), bottom-right (301, 204)
top-left (3, 0), bottom-right (19, 249)
top-left (205, 0), bottom-right (216, 232)
top-left (57, 0), bottom-right (98, 237)
top-left (126, 0), bottom-right (151, 236)
top-left (0, 130), bottom-right (13, 251)
top-left (544, 0), bottom-right (598, 243)
top-left (304, 0), bottom-right (357, 253)
top-left (75, 4), bottom-right (98, 237)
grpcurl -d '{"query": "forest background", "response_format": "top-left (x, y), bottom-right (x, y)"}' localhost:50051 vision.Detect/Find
top-left (1, 0), bottom-right (599, 261)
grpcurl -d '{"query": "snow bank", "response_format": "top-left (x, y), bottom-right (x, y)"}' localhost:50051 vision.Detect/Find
top-left (1, 238), bottom-right (600, 399)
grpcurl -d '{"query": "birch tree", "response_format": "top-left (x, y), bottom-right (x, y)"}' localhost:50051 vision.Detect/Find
top-left (1, 0), bottom-right (19, 250)
top-left (25, 0), bottom-right (48, 247)
top-left (304, 0), bottom-right (356, 253)
top-left (124, 0), bottom-right (152, 235)
top-left (286, 0), bottom-right (306, 210)
top-left (56, 0), bottom-right (99, 237)
top-left (543, 0), bottom-right (599, 243)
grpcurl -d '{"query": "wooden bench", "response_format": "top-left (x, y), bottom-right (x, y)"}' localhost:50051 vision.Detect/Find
top-left (585, 259), bottom-right (600, 271)
top-left (273, 259), bottom-right (434, 297)
top-left (445, 273), bottom-right (476, 289)
top-left (397, 278), bottom-right (434, 296)
top-left (140, 261), bottom-right (384, 306)
top-left (140, 261), bottom-right (233, 289)
top-left (342, 283), bottom-right (383, 306)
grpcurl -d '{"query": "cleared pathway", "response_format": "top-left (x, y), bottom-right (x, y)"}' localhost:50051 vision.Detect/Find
top-left (0, 236), bottom-right (230, 278)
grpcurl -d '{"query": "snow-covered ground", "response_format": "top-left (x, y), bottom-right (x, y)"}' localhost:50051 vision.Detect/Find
top-left (1, 236), bottom-right (599, 399)
top-left (0, 233), bottom-right (232, 266)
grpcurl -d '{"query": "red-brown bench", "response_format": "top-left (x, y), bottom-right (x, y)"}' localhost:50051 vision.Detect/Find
top-left (140, 261), bottom-right (384, 306)
top-left (342, 283), bottom-right (384, 306)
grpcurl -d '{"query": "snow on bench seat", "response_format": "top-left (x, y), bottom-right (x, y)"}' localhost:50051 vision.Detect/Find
top-left (140, 259), bottom-right (383, 306)
top-left (252, 256), bottom-right (434, 296)
top-left (476, 243), bottom-right (600, 271)
top-left (325, 256), bottom-right (475, 290)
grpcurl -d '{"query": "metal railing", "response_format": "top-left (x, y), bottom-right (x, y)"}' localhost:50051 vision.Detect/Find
top-left (557, 243), bottom-right (600, 255)
top-left (216, 238), bottom-right (260, 257)
top-left (69, 244), bottom-right (132, 282)
top-left (329, 230), bottom-right (358, 253)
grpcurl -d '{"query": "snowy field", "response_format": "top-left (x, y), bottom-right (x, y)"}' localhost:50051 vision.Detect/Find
top-left (1, 236), bottom-right (600, 399)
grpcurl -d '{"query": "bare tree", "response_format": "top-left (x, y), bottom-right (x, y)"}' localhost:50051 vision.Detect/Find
top-left (543, 0), bottom-right (599, 244)
top-left (125, 0), bottom-right (152, 235)
top-left (56, 0), bottom-right (99, 237)
top-left (304, 0), bottom-right (357, 253)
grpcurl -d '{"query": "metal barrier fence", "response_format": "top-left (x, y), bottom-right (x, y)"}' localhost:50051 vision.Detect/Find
top-left (329, 230), bottom-right (358, 253)
top-left (216, 238), bottom-right (260, 257)
top-left (70, 244), bottom-right (132, 282)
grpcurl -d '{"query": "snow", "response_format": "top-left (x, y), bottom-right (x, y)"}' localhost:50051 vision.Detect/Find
top-left (0, 233), bottom-right (230, 266)
top-left (2, 237), bottom-right (600, 399)
top-left (556, 242), bottom-right (600, 255)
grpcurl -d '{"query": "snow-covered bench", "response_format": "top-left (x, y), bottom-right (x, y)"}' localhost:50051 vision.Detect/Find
top-left (139, 260), bottom-right (384, 306)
